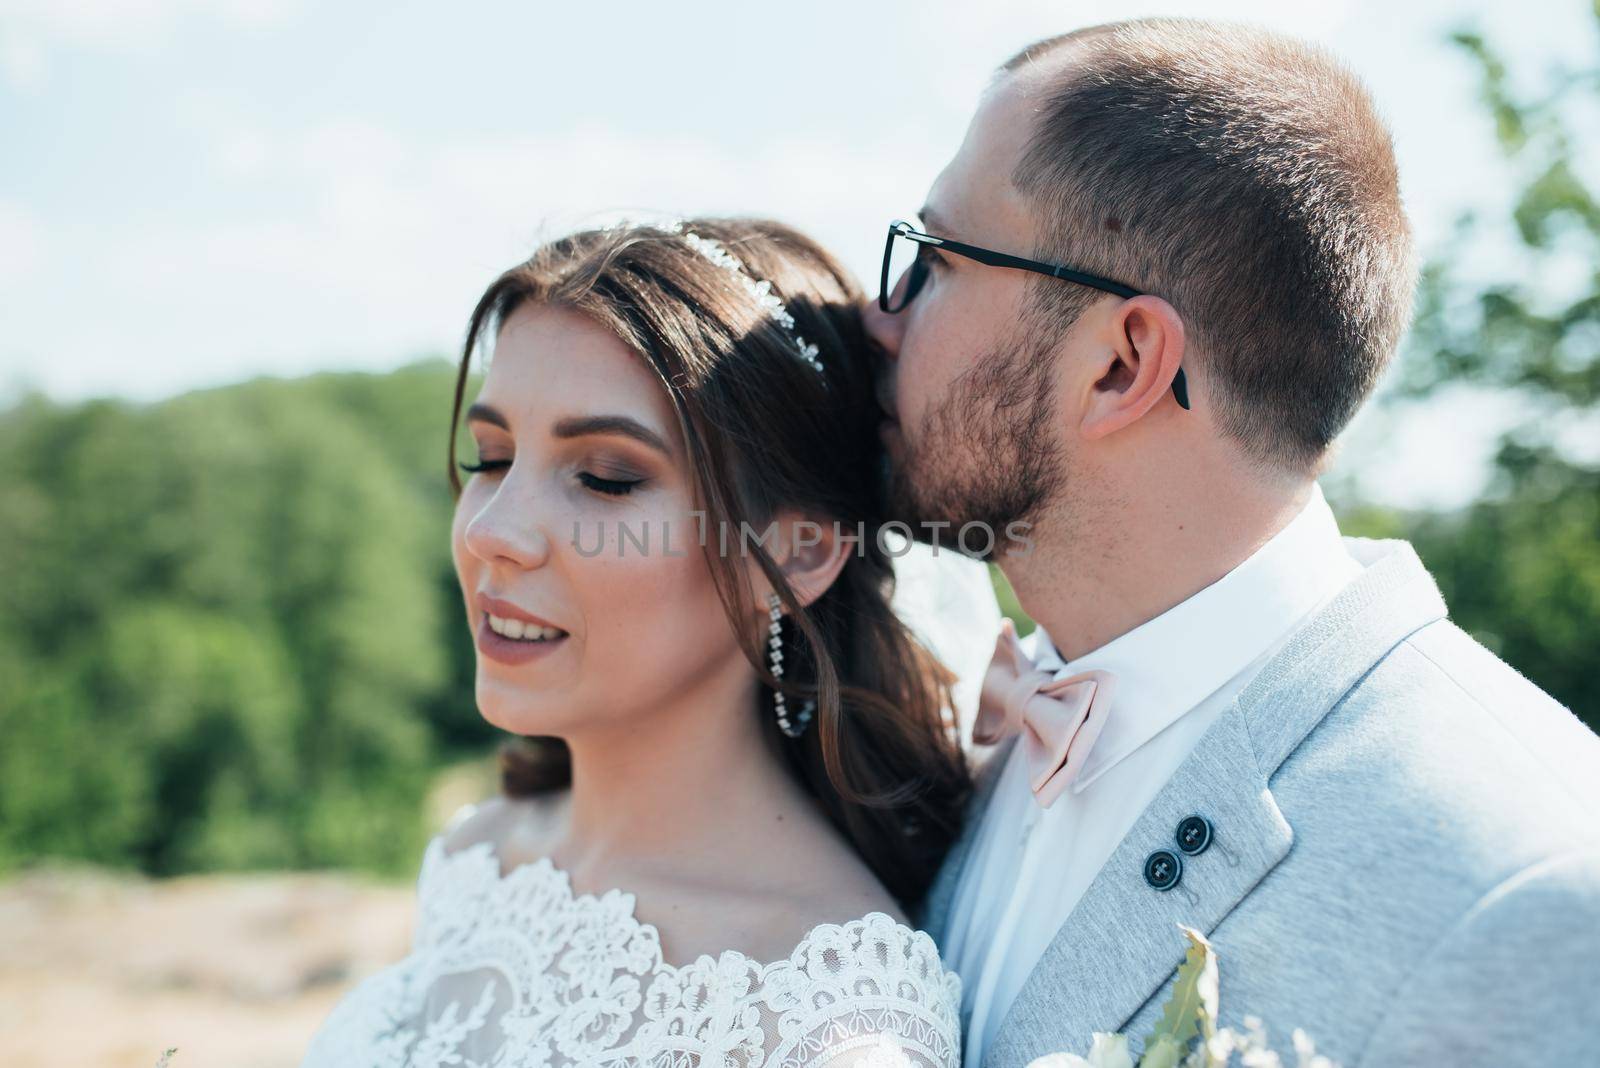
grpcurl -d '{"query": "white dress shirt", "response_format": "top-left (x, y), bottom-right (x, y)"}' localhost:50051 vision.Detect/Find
top-left (941, 483), bottom-right (1364, 1068)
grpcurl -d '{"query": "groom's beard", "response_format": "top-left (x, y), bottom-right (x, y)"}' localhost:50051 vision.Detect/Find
top-left (886, 320), bottom-right (1066, 561)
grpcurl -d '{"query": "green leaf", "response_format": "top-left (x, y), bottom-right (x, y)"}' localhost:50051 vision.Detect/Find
top-left (1140, 926), bottom-right (1220, 1065)
top-left (1134, 1035), bottom-right (1183, 1068)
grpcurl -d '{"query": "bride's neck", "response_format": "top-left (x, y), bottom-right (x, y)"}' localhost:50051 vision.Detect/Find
top-left (553, 657), bottom-right (808, 881)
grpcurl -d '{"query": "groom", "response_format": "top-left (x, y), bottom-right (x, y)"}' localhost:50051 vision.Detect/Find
top-left (867, 17), bottom-right (1600, 1067)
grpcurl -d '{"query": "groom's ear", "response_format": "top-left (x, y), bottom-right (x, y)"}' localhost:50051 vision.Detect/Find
top-left (1079, 295), bottom-right (1188, 441)
top-left (763, 510), bottom-right (851, 610)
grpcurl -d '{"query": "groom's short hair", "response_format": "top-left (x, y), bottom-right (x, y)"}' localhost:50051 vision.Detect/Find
top-left (1000, 19), bottom-right (1415, 473)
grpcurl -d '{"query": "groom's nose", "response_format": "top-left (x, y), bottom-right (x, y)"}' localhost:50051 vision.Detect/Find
top-left (861, 296), bottom-right (903, 362)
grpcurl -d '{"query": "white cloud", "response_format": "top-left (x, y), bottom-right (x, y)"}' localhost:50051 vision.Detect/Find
top-left (0, 32), bottom-right (44, 91)
top-left (0, 200), bottom-right (46, 283)
top-left (0, 0), bottom-right (299, 48)
top-left (0, 110), bottom-right (935, 403)
top-left (0, 0), bottom-right (301, 89)
top-left (211, 129), bottom-right (272, 177)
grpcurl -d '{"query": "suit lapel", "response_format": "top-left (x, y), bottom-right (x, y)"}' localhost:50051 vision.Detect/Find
top-left (981, 539), bottom-right (1449, 1068)
top-left (982, 707), bottom-right (1291, 1068)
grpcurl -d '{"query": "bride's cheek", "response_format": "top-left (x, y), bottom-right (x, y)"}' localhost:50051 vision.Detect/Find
top-left (581, 510), bottom-right (727, 670)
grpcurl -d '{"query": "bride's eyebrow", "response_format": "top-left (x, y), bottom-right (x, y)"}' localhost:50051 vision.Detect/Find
top-left (466, 402), bottom-right (510, 429)
top-left (552, 414), bottom-right (672, 457)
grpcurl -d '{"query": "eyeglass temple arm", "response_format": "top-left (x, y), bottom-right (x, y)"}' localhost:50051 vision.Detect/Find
top-left (914, 231), bottom-right (1142, 299)
top-left (895, 225), bottom-right (1188, 409)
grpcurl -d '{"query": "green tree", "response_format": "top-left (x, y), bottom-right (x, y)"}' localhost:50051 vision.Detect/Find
top-left (0, 364), bottom-right (486, 877)
top-left (1354, 4), bottom-right (1600, 731)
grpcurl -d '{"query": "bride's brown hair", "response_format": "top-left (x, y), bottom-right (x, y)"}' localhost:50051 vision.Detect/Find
top-left (446, 217), bottom-right (972, 907)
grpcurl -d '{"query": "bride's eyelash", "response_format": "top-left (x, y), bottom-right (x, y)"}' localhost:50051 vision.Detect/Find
top-left (457, 459), bottom-right (643, 497)
top-left (578, 472), bottom-right (643, 497)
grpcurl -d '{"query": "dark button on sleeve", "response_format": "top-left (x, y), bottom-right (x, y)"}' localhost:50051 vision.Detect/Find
top-left (1144, 849), bottom-right (1183, 891)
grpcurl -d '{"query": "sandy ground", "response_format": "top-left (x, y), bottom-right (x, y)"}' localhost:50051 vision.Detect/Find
top-left (0, 860), bottom-right (417, 1068)
top-left (0, 761), bottom-right (503, 1066)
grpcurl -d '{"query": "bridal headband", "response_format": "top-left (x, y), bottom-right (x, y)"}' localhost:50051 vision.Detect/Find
top-left (651, 219), bottom-right (827, 378)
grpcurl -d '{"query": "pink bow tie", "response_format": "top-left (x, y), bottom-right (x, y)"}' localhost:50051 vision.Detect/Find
top-left (974, 619), bottom-right (1116, 808)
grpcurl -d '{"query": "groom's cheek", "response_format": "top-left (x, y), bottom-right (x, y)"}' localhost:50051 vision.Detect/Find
top-left (1003, 522), bottom-right (1035, 558)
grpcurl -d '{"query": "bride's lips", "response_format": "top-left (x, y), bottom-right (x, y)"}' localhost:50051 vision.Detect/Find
top-left (475, 594), bottom-right (569, 667)
top-left (476, 614), bottom-right (567, 666)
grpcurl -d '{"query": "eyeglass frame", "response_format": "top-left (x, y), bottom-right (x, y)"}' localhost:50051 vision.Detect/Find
top-left (878, 218), bottom-right (1189, 410)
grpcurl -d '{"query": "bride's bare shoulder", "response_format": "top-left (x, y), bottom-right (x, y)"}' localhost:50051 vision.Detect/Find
top-left (440, 791), bottom-right (568, 865)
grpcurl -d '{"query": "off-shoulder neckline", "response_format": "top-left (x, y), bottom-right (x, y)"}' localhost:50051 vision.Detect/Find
top-left (419, 832), bottom-right (944, 979)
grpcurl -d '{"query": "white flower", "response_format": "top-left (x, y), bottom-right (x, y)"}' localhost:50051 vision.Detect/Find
top-left (1215, 1018), bottom-right (1283, 1068)
top-left (1291, 1028), bottom-right (1337, 1068)
top-left (1027, 1032), bottom-right (1134, 1068)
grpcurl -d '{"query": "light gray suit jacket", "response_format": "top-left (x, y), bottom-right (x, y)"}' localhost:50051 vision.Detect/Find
top-left (919, 537), bottom-right (1600, 1067)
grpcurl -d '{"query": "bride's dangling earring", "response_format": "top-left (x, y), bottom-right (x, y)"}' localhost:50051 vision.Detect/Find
top-left (767, 592), bottom-right (814, 739)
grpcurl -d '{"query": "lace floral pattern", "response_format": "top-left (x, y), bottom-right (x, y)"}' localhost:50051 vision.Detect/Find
top-left (301, 834), bottom-right (962, 1068)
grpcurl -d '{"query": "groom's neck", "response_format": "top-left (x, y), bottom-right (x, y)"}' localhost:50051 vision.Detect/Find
top-left (1001, 473), bottom-right (1314, 663)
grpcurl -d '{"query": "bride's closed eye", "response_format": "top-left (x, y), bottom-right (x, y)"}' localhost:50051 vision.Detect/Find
top-left (577, 471), bottom-right (643, 497)
top-left (456, 457), bottom-right (646, 497)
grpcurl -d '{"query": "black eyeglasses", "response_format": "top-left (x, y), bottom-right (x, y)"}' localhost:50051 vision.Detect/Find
top-left (878, 218), bottom-right (1189, 410)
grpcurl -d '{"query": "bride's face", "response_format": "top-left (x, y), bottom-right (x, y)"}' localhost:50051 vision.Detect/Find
top-left (451, 303), bottom-right (751, 738)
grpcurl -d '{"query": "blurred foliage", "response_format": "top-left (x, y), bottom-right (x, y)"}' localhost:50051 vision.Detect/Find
top-left (0, 360), bottom-right (497, 878)
top-left (988, 565), bottom-right (1033, 638)
top-left (1346, 7), bottom-right (1599, 733)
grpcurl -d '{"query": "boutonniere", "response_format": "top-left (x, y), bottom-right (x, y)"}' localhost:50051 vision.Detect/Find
top-left (1026, 926), bottom-right (1339, 1068)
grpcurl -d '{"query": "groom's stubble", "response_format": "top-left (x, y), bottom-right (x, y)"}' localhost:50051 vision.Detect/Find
top-left (885, 310), bottom-right (1071, 561)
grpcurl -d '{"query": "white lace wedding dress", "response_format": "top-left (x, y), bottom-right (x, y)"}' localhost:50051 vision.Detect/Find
top-left (300, 805), bottom-right (964, 1068)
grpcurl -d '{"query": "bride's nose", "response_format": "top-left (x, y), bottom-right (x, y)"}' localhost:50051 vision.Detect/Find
top-left (462, 485), bottom-right (553, 571)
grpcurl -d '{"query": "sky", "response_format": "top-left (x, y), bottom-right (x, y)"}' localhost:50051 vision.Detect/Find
top-left (0, 0), bottom-right (1593, 509)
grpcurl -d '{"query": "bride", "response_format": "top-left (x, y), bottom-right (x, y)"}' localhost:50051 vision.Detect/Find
top-left (300, 217), bottom-right (986, 1068)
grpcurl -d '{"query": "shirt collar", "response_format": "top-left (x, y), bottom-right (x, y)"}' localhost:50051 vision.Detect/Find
top-left (1025, 482), bottom-right (1363, 794)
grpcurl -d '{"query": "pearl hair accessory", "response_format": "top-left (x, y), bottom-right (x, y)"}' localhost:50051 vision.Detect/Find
top-left (767, 591), bottom-right (815, 739)
top-left (661, 220), bottom-right (826, 377)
